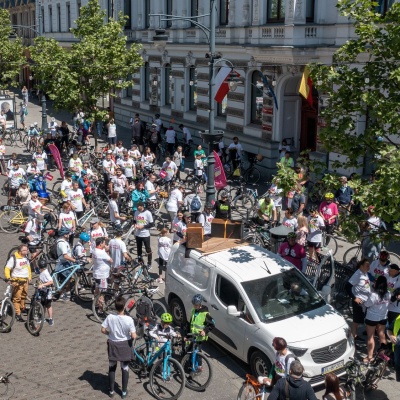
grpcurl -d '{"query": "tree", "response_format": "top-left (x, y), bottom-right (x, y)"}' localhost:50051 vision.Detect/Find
top-left (278, 0), bottom-right (400, 237)
top-left (29, 0), bottom-right (143, 147)
top-left (0, 9), bottom-right (26, 89)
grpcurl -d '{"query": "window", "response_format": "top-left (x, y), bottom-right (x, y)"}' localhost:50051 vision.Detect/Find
top-left (67, 3), bottom-right (71, 31)
top-left (377, 0), bottom-right (395, 15)
top-left (41, 7), bottom-right (45, 33)
top-left (189, 66), bottom-right (197, 111)
top-left (126, 74), bottom-right (132, 98)
top-left (166, 0), bottom-right (172, 27)
top-left (251, 71), bottom-right (263, 124)
top-left (49, 6), bottom-right (53, 32)
top-left (220, 0), bottom-right (229, 26)
top-left (190, 0), bottom-right (198, 26)
top-left (144, 0), bottom-right (150, 28)
top-left (57, 4), bottom-right (61, 32)
top-left (216, 275), bottom-right (245, 311)
top-left (124, 0), bottom-right (131, 29)
top-left (306, 0), bottom-right (315, 22)
top-left (267, 0), bottom-right (285, 22)
top-left (164, 64), bottom-right (172, 106)
top-left (77, 1), bottom-right (81, 17)
top-left (144, 62), bottom-right (150, 101)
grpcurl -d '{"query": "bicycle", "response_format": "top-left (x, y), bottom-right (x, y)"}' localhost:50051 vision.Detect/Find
top-left (225, 155), bottom-right (262, 184)
top-left (237, 374), bottom-right (270, 400)
top-left (0, 205), bottom-right (28, 234)
top-left (0, 371), bottom-right (14, 399)
top-left (343, 241), bottom-right (400, 266)
top-left (130, 330), bottom-right (186, 400)
top-left (0, 278), bottom-right (15, 333)
top-left (26, 284), bottom-right (45, 336)
top-left (178, 332), bottom-right (213, 392)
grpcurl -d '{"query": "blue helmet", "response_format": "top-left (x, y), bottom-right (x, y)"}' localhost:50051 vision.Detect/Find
top-left (79, 232), bottom-right (90, 242)
top-left (192, 294), bottom-right (204, 305)
top-left (58, 227), bottom-right (71, 237)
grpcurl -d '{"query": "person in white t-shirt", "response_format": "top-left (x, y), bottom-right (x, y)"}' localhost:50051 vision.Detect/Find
top-left (109, 168), bottom-right (128, 195)
top-left (134, 202), bottom-right (154, 269)
top-left (128, 143), bottom-right (141, 162)
top-left (92, 237), bottom-right (112, 295)
top-left (227, 137), bottom-right (244, 170)
top-left (197, 203), bottom-right (214, 239)
top-left (166, 185), bottom-right (185, 226)
top-left (171, 211), bottom-right (187, 244)
top-left (68, 153), bottom-right (82, 175)
top-left (161, 157), bottom-right (178, 183)
top-left (58, 203), bottom-right (77, 245)
top-left (368, 250), bottom-right (390, 282)
top-left (269, 181), bottom-right (284, 223)
top-left (67, 181), bottom-right (88, 219)
top-left (165, 126), bottom-right (176, 155)
top-left (157, 228), bottom-right (172, 283)
top-left (194, 153), bottom-right (204, 177)
top-left (306, 206), bottom-right (325, 261)
top-left (113, 141), bottom-right (126, 160)
top-left (109, 227), bottom-right (131, 270)
top-left (7, 161), bottom-right (26, 203)
top-left (102, 151), bottom-right (116, 193)
top-left (107, 119), bottom-right (117, 149)
top-left (145, 174), bottom-right (159, 201)
top-left (26, 160), bottom-right (41, 177)
top-left (32, 148), bottom-right (47, 172)
top-left (141, 146), bottom-right (156, 169)
top-left (60, 172), bottom-right (73, 202)
top-left (117, 152), bottom-right (136, 184)
top-left (89, 218), bottom-right (109, 253)
top-left (109, 192), bottom-right (127, 226)
top-left (101, 295), bottom-right (136, 399)
top-left (24, 214), bottom-right (44, 273)
top-left (38, 259), bottom-right (54, 326)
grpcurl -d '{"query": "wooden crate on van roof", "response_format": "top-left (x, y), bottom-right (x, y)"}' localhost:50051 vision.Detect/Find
top-left (195, 237), bottom-right (248, 255)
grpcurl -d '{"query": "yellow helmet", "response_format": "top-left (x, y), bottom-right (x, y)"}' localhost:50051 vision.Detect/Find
top-left (325, 192), bottom-right (334, 199)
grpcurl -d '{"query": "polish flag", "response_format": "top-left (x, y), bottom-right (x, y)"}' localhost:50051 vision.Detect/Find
top-left (214, 66), bottom-right (232, 104)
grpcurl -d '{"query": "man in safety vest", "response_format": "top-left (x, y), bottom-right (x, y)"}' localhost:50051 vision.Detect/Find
top-left (257, 195), bottom-right (277, 224)
top-left (388, 300), bottom-right (400, 382)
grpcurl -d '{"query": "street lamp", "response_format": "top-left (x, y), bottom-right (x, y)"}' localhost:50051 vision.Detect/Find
top-left (151, 0), bottom-right (224, 205)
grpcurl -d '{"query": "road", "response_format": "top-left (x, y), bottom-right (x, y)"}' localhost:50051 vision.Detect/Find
top-left (0, 95), bottom-right (398, 399)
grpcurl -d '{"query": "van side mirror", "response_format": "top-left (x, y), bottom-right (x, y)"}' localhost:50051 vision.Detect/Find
top-left (227, 305), bottom-right (241, 317)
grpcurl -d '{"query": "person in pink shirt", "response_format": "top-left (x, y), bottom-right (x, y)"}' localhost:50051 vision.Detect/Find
top-left (278, 232), bottom-right (307, 272)
top-left (319, 192), bottom-right (338, 236)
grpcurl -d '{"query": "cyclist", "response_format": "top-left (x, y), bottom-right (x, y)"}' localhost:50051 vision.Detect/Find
top-left (27, 123), bottom-right (40, 151)
top-left (24, 213), bottom-right (44, 273)
top-left (101, 295), bottom-right (136, 399)
top-left (28, 190), bottom-right (53, 219)
top-left (306, 205), bottom-right (325, 261)
top-left (109, 226), bottom-right (131, 270)
top-left (38, 258), bottom-right (54, 326)
top-left (319, 193), bottom-right (338, 241)
top-left (92, 237), bottom-right (113, 295)
top-left (58, 203), bottom-right (76, 246)
top-left (67, 180), bottom-right (88, 220)
top-left (278, 232), bottom-right (307, 272)
top-left (4, 244), bottom-right (31, 322)
top-left (60, 171), bottom-right (73, 203)
top-left (368, 250), bottom-right (390, 282)
top-left (150, 313), bottom-right (179, 346)
top-left (214, 192), bottom-right (231, 220)
top-left (227, 137), bottom-right (243, 171)
top-left (256, 194), bottom-right (277, 225)
top-left (186, 294), bottom-right (215, 369)
top-left (72, 232), bottom-right (90, 259)
top-left (7, 160), bottom-right (26, 204)
top-left (134, 201), bottom-right (154, 270)
top-left (117, 151), bottom-right (136, 185)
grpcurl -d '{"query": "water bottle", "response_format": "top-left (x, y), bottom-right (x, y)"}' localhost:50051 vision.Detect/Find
top-left (127, 299), bottom-right (135, 310)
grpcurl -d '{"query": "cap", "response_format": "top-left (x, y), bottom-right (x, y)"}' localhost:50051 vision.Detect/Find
top-left (151, 123), bottom-right (157, 127)
top-left (183, 212), bottom-right (192, 218)
top-left (90, 217), bottom-right (100, 224)
top-left (389, 264), bottom-right (400, 271)
top-left (137, 201), bottom-right (145, 207)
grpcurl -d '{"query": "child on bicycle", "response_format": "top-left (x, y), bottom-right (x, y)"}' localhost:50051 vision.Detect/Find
top-left (38, 258), bottom-right (54, 326)
top-left (149, 313), bottom-right (179, 347)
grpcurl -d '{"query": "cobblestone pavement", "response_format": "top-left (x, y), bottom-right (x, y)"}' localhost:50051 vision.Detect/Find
top-left (0, 94), bottom-right (398, 399)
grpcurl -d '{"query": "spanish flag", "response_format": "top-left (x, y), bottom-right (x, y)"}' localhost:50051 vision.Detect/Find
top-left (299, 66), bottom-right (313, 107)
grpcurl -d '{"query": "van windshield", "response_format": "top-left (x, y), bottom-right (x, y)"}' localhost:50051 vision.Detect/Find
top-left (241, 268), bottom-right (325, 323)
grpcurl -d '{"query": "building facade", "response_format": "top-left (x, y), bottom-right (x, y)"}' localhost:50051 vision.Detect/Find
top-left (2, 0), bottom-right (397, 177)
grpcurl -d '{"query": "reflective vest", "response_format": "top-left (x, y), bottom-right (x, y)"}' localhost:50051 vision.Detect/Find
top-left (259, 198), bottom-right (274, 218)
top-left (190, 309), bottom-right (209, 342)
top-left (392, 315), bottom-right (400, 351)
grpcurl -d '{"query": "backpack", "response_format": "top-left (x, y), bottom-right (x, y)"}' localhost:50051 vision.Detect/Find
top-left (72, 242), bottom-right (83, 258)
top-left (49, 239), bottom-right (64, 261)
top-left (190, 195), bottom-right (201, 212)
top-left (151, 131), bottom-right (158, 144)
top-left (24, 108), bottom-right (28, 116)
top-left (136, 295), bottom-right (155, 327)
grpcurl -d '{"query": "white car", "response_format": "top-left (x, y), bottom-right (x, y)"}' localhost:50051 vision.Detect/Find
top-left (165, 242), bottom-right (355, 386)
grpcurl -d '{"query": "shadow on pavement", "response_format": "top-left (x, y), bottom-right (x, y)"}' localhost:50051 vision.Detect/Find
top-left (78, 369), bottom-right (110, 395)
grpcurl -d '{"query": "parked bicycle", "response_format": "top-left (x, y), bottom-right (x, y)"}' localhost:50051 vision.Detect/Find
top-left (237, 374), bottom-right (270, 400)
top-left (0, 371), bottom-right (14, 399)
top-left (130, 329), bottom-right (186, 400)
top-left (26, 284), bottom-right (45, 336)
top-left (0, 278), bottom-right (15, 333)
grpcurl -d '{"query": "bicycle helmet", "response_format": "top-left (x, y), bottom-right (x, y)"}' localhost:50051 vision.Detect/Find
top-left (58, 227), bottom-right (71, 237)
top-left (161, 313), bottom-right (173, 323)
top-left (192, 294), bottom-right (204, 305)
top-left (324, 192), bottom-right (334, 200)
top-left (38, 258), bottom-right (47, 270)
top-left (287, 232), bottom-right (297, 239)
top-left (79, 232), bottom-right (90, 242)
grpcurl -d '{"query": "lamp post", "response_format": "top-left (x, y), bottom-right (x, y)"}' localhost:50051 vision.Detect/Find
top-left (151, 0), bottom-right (222, 205)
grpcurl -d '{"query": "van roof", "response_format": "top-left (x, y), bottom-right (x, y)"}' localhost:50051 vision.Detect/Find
top-left (197, 244), bottom-right (293, 282)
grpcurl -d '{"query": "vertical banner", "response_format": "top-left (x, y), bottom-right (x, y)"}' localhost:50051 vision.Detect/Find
top-left (213, 151), bottom-right (227, 190)
top-left (48, 144), bottom-right (64, 179)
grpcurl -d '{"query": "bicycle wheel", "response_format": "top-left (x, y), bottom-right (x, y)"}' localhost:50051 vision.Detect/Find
top-left (152, 299), bottom-right (168, 323)
top-left (365, 360), bottom-right (387, 390)
top-left (237, 382), bottom-right (258, 400)
top-left (243, 233), bottom-right (266, 248)
top-left (0, 211), bottom-right (21, 234)
top-left (3, 133), bottom-right (13, 146)
top-left (181, 351), bottom-right (213, 391)
top-left (51, 179), bottom-right (62, 194)
top-left (74, 271), bottom-right (94, 302)
top-left (323, 235), bottom-right (338, 256)
top-left (27, 301), bottom-right (45, 335)
top-left (0, 298), bottom-right (16, 333)
top-left (129, 336), bottom-right (147, 374)
top-left (92, 290), bottom-right (118, 323)
top-left (14, 132), bottom-right (24, 148)
top-left (243, 167), bottom-right (261, 185)
top-left (151, 215), bottom-right (165, 236)
top-left (234, 195), bottom-right (254, 216)
top-left (149, 357), bottom-right (185, 400)
top-left (343, 246), bottom-right (361, 266)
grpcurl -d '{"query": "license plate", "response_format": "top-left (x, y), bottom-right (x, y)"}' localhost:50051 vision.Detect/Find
top-left (322, 360), bottom-right (344, 375)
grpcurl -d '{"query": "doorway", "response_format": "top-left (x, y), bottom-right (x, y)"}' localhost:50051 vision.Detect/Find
top-left (300, 95), bottom-right (318, 152)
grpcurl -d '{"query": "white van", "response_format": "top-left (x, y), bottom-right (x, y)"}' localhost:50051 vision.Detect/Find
top-left (165, 242), bottom-right (355, 386)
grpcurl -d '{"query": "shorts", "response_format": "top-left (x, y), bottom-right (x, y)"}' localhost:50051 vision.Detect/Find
top-left (307, 241), bottom-right (321, 249)
top-left (365, 318), bottom-right (387, 327)
top-left (352, 300), bottom-right (366, 324)
top-left (9, 187), bottom-right (18, 197)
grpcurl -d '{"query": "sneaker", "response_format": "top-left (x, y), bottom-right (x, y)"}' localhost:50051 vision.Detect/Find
top-left (108, 391), bottom-right (114, 398)
top-left (121, 391), bottom-right (128, 399)
top-left (60, 293), bottom-right (69, 301)
top-left (21, 308), bottom-right (29, 315)
top-left (16, 314), bottom-right (25, 322)
top-left (157, 278), bottom-right (164, 284)
top-left (48, 319), bottom-right (54, 326)
top-left (147, 264), bottom-right (152, 271)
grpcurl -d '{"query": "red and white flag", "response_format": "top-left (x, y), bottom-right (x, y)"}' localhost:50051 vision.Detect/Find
top-left (214, 66), bottom-right (232, 104)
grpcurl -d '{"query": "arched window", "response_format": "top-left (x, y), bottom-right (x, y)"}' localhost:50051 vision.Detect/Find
top-left (144, 62), bottom-right (150, 101)
top-left (164, 64), bottom-right (172, 106)
top-left (251, 71), bottom-right (263, 124)
top-left (189, 66), bottom-right (197, 111)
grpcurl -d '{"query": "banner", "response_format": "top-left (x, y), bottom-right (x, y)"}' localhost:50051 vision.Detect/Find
top-left (48, 144), bottom-right (64, 179)
top-left (213, 151), bottom-right (227, 191)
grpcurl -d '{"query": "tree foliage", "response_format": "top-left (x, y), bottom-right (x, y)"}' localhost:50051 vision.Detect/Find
top-left (0, 9), bottom-right (26, 89)
top-left (29, 0), bottom-right (142, 143)
top-left (279, 0), bottom-right (400, 236)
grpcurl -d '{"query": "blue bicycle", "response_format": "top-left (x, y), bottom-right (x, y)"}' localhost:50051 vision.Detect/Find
top-left (130, 330), bottom-right (185, 400)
